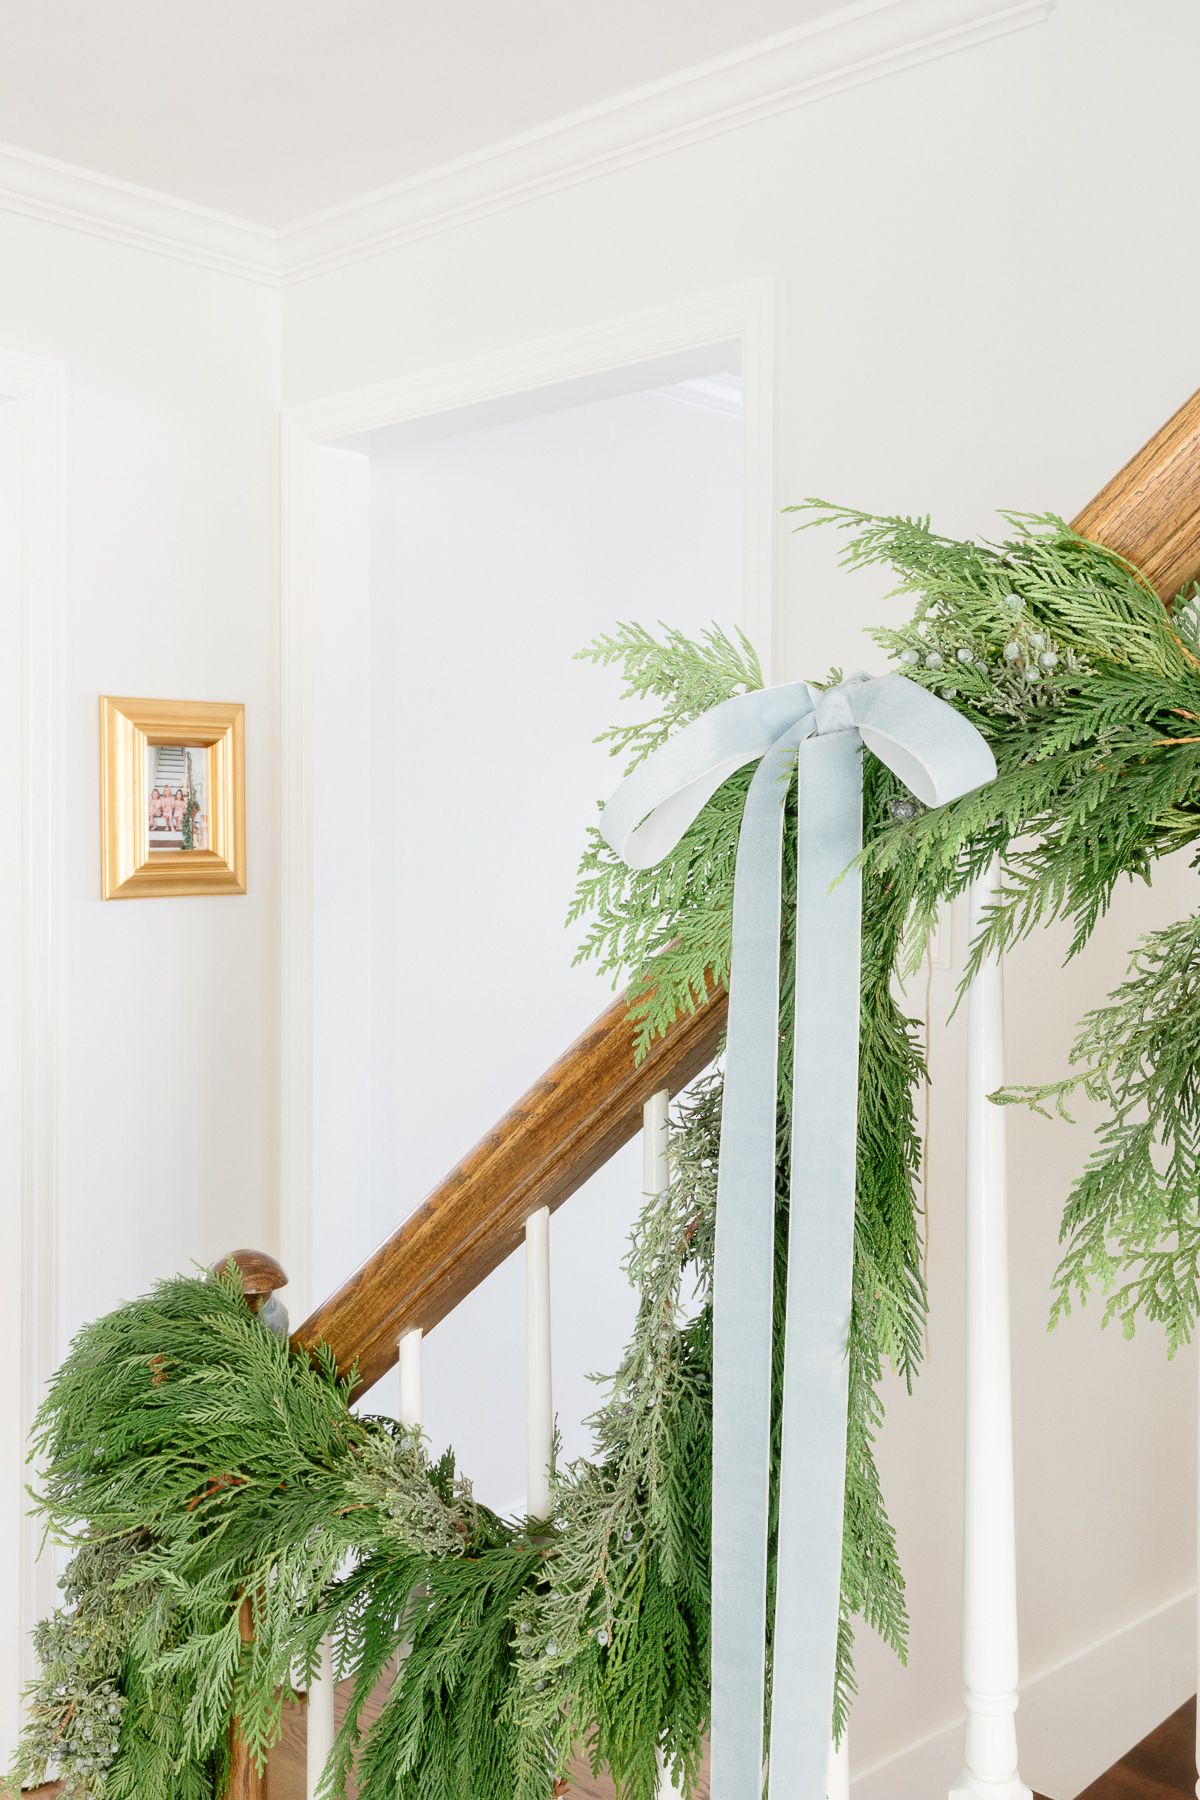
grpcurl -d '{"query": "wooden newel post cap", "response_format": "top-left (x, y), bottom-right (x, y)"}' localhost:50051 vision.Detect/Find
top-left (211, 1249), bottom-right (288, 1307)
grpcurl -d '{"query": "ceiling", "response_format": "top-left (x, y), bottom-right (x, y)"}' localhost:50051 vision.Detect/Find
top-left (0, 0), bottom-right (845, 226)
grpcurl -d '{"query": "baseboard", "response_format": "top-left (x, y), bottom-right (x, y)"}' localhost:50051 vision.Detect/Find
top-left (852, 1589), bottom-right (1196, 1800)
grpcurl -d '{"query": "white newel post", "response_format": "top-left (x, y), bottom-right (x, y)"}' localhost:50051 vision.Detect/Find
top-left (950, 860), bottom-right (1031, 1800)
top-left (526, 1207), bottom-right (553, 1521)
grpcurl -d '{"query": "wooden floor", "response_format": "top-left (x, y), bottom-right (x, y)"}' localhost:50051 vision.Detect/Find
top-left (1071, 1697), bottom-right (1195, 1799)
top-left (16, 1694), bottom-right (1197, 1797)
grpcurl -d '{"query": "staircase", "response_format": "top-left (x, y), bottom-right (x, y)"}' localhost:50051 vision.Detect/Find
top-left (151, 743), bottom-right (188, 792)
top-left (149, 743), bottom-right (188, 844)
top-left (254, 389), bottom-right (1200, 1799)
top-left (247, 393), bottom-right (1200, 1800)
top-left (21, 391), bottom-right (1200, 1800)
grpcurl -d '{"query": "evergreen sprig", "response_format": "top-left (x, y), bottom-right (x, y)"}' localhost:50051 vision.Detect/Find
top-left (799, 504), bottom-right (1200, 968)
top-left (569, 622), bottom-right (762, 1056)
top-left (15, 1268), bottom-right (535, 1800)
top-left (15, 1163), bottom-right (732, 1800)
top-left (999, 915), bottom-right (1200, 1351)
top-left (800, 503), bottom-right (1200, 1347)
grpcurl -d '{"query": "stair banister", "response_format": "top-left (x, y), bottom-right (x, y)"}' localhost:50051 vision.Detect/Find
top-left (293, 977), bottom-right (726, 1394)
top-left (295, 393), bottom-right (1200, 1402)
top-left (284, 389), bottom-right (1200, 1798)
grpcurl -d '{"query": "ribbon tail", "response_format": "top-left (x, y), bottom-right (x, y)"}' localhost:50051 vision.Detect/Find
top-left (768, 730), bottom-right (863, 1799)
top-left (710, 738), bottom-right (798, 1800)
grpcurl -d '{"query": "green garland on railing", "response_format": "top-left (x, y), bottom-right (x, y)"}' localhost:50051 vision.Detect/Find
top-left (805, 504), bottom-right (1200, 1348)
top-left (17, 511), bottom-right (1200, 1800)
top-left (14, 1189), bottom-right (717, 1800)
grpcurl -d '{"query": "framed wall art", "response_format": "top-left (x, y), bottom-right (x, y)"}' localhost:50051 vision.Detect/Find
top-left (99, 696), bottom-right (246, 899)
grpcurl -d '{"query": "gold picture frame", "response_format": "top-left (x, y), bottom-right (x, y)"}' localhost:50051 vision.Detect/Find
top-left (99, 696), bottom-right (246, 900)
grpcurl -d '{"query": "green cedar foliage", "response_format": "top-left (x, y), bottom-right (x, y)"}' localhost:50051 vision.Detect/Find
top-left (15, 1169), bottom-right (727, 1800)
top-left (800, 504), bottom-right (1200, 1350)
top-left (15, 1266), bottom-right (541, 1800)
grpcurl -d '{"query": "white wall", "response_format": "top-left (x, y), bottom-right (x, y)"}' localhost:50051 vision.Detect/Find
top-left (0, 211), bottom-right (281, 1348)
top-left (282, 1), bottom-right (1200, 1790)
top-left (0, 207), bottom-right (280, 1760)
top-left (311, 386), bottom-right (741, 1510)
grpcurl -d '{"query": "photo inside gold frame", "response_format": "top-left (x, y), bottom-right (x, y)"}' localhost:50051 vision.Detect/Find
top-left (145, 739), bottom-right (214, 858)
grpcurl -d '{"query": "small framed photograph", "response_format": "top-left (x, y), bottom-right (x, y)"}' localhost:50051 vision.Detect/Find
top-left (99, 696), bottom-right (246, 899)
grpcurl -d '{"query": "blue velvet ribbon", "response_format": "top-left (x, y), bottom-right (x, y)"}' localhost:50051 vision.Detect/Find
top-left (601, 673), bottom-right (994, 1799)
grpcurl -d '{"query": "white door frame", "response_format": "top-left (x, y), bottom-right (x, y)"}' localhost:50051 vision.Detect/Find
top-left (0, 345), bottom-right (65, 1761)
top-left (278, 277), bottom-right (776, 1320)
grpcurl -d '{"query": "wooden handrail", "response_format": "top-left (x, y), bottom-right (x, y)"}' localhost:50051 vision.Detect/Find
top-left (296, 982), bottom-right (726, 1395)
top-left (295, 387), bottom-right (1200, 1399)
top-left (1072, 388), bottom-right (1200, 602)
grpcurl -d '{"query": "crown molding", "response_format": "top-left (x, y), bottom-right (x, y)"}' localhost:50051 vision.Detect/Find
top-left (0, 140), bottom-right (278, 283)
top-left (0, 0), bottom-right (1052, 288)
top-left (276, 0), bottom-right (1052, 282)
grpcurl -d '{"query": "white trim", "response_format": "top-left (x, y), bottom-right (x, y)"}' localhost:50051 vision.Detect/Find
top-left (851, 1586), bottom-right (1197, 1800)
top-left (279, 406), bottom-right (317, 1318)
top-left (275, 0), bottom-right (1052, 283)
top-left (0, 346), bottom-right (65, 1761)
top-left (0, 140), bottom-right (277, 283)
top-left (0, 0), bottom-right (1051, 286)
top-left (655, 374), bottom-right (744, 420)
top-left (279, 278), bottom-right (775, 1318)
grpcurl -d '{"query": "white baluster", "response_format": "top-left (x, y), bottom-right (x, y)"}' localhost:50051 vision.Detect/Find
top-left (950, 859), bottom-right (1031, 1800)
top-left (827, 1732), bottom-right (850, 1800)
top-left (642, 1092), bottom-right (685, 1799)
top-left (398, 1326), bottom-right (423, 1431)
top-left (1195, 1344), bottom-right (1199, 1799)
top-left (393, 1324), bottom-right (428, 1678)
top-left (526, 1207), bottom-right (553, 1521)
top-left (656, 1751), bottom-right (684, 1800)
top-left (644, 1088), bottom-right (670, 1209)
top-left (306, 1635), bottom-right (335, 1799)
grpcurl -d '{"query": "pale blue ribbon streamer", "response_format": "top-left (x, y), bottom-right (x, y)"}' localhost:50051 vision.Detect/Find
top-left (601, 672), bottom-right (995, 1800)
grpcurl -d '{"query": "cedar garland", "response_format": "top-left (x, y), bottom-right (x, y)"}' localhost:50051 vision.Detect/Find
top-left (18, 512), bottom-right (1200, 1797)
